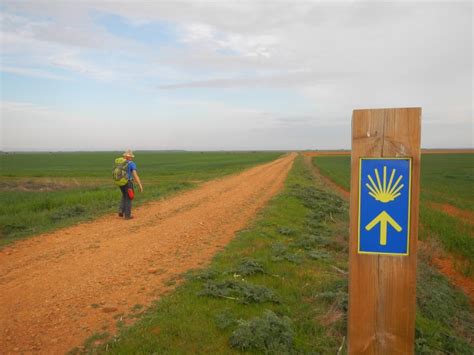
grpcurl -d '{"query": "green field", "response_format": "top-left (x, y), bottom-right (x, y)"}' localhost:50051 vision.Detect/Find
top-left (0, 151), bottom-right (282, 246)
top-left (76, 155), bottom-right (473, 354)
top-left (314, 153), bottom-right (474, 274)
top-left (314, 154), bottom-right (474, 210)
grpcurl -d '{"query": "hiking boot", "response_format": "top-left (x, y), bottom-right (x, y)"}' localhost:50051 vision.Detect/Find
top-left (118, 213), bottom-right (124, 217)
top-left (124, 216), bottom-right (133, 220)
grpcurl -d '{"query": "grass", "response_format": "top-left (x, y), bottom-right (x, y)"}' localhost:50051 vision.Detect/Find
top-left (75, 154), bottom-right (473, 354)
top-left (420, 206), bottom-right (474, 275)
top-left (416, 251), bottom-right (474, 353)
top-left (313, 153), bottom-right (474, 274)
top-left (420, 154), bottom-right (474, 210)
top-left (0, 151), bottom-right (282, 246)
top-left (88, 155), bottom-right (350, 353)
top-left (314, 153), bottom-right (474, 210)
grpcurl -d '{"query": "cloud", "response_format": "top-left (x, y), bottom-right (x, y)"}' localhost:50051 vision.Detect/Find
top-left (1, 66), bottom-right (69, 80)
top-left (1, 1), bottom-right (472, 150)
top-left (179, 22), bottom-right (279, 58)
top-left (156, 70), bottom-right (329, 89)
top-left (0, 9), bottom-right (144, 81)
top-left (1, 100), bottom-right (58, 117)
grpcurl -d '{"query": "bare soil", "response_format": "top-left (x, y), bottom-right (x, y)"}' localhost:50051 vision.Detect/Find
top-left (0, 153), bottom-right (295, 354)
top-left (307, 158), bottom-right (349, 200)
top-left (1, 178), bottom-right (105, 192)
top-left (431, 256), bottom-right (474, 305)
top-left (428, 202), bottom-right (474, 226)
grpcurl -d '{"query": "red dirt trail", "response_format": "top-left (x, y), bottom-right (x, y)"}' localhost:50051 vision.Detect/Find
top-left (427, 202), bottom-right (474, 226)
top-left (431, 256), bottom-right (474, 306)
top-left (0, 153), bottom-right (295, 354)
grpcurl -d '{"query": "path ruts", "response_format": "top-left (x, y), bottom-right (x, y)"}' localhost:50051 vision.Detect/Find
top-left (0, 153), bottom-right (295, 354)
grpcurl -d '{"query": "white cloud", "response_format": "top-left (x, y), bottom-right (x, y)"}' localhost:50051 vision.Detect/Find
top-left (1, 66), bottom-right (69, 80)
top-left (1, 1), bottom-right (472, 149)
top-left (1, 101), bottom-right (58, 117)
top-left (179, 22), bottom-right (279, 58)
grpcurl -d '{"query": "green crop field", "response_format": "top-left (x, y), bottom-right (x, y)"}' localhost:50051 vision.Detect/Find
top-left (313, 153), bottom-right (474, 275)
top-left (0, 151), bottom-right (282, 246)
top-left (76, 155), bottom-right (473, 354)
top-left (314, 153), bottom-right (474, 210)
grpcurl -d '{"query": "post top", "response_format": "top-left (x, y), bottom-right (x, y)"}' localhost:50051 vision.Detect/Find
top-left (353, 107), bottom-right (422, 113)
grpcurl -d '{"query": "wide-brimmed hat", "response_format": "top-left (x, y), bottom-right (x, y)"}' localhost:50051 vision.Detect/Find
top-left (123, 150), bottom-right (135, 158)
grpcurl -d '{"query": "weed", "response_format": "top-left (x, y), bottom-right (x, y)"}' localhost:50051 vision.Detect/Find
top-left (231, 258), bottom-right (265, 276)
top-left (290, 185), bottom-right (346, 216)
top-left (229, 310), bottom-right (295, 353)
top-left (199, 280), bottom-right (280, 304)
top-left (271, 242), bottom-right (288, 255)
top-left (291, 234), bottom-right (327, 250)
top-left (315, 278), bottom-right (348, 314)
top-left (83, 332), bottom-right (110, 349)
top-left (184, 268), bottom-right (219, 281)
top-left (307, 250), bottom-right (331, 260)
top-left (277, 227), bottom-right (294, 235)
top-left (164, 279), bottom-right (176, 286)
top-left (131, 304), bottom-right (143, 312)
top-left (50, 205), bottom-right (86, 222)
top-left (415, 258), bottom-right (474, 352)
top-left (270, 242), bottom-right (302, 264)
top-left (215, 309), bottom-right (237, 330)
top-left (116, 320), bottom-right (125, 330)
top-left (113, 313), bottom-right (124, 320)
top-left (2, 223), bottom-right (28, 233)
top-left (232, 258), bottom-right (265, 276)
top-left (271, 252), bottom-right (304, 264)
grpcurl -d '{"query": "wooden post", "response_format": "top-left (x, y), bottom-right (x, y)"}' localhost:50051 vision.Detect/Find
top-left (348, 108), bottom-right (421, 354)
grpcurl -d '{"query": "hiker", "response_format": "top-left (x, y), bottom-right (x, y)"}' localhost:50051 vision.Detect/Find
top-left (113, 150), bottom-right (144, 219)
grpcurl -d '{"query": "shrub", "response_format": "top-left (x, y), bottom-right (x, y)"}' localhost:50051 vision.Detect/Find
top-left (231, 258), bottom-right (265, 276)
top-left (229, 310), bottom-right (295, 353)
top-left (199, 280), bottom-right (280, 304)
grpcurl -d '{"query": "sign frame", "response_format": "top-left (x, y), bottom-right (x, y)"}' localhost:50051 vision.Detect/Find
top-left (357, 157), bottom-right (412, 256)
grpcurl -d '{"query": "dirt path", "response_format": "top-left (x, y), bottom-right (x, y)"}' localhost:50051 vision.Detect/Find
top-left (431, 256), bottom-right (474, 305)
top-left (427, 202), bottom-right (474, 226)
top-left (0, 153), bottom-right (295, 354)
top-left (308, 158), bottom-right (349, 200)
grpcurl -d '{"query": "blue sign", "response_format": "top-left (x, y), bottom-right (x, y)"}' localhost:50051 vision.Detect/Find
top-left (358, 158), bottom-right (411, 255)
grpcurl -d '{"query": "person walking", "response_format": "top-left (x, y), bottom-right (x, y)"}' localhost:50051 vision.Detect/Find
top-left (113, 150), bottom-right (143, 220)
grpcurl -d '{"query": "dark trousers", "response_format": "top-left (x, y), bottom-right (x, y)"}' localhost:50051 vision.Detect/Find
top-left (119, 181), bottom-right (133, 218)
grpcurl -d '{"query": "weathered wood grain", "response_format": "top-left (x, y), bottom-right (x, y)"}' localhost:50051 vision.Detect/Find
top-left (348, 108), bottom-right (421, 354)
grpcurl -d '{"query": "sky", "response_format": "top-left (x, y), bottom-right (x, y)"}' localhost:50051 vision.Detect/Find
top-left (0, 0), bottom-right (472, 151)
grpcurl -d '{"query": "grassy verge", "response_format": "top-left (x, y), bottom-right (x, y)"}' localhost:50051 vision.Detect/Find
top-left (420, 203), bottom-right (474, 276)
top-left (0, 152), bottom-right (282, 246)
top-left (313, 156), bottom-right (351, 191)
top-left (313, 155), bottom-right (474, 276)
top-left (76, 154), bottom-right (473, 354)
top-left (416, 251), bottom-right (474, 353)
top-left (78, 155), bottom-right (350, 354)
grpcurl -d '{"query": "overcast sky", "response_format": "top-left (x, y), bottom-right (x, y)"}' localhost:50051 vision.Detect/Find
top-left (1, 0), bottom-right (472, 151)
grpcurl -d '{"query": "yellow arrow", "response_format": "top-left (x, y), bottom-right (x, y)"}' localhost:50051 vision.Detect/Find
top-left (365, 211), bottom-right (402, 245)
